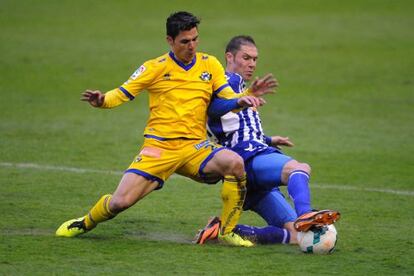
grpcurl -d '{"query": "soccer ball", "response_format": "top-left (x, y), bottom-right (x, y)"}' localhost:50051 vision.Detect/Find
top-left (297, 224), bottom-right (337, 254)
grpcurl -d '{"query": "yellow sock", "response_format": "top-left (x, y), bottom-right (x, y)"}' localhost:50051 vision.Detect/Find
top-left (220, 174), bottom-right (247, 235)
top-left (84, 194), bottom-right (116, 230)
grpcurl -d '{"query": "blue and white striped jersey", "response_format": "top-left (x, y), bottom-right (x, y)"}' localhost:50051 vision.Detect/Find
top-left (207, 72), bottom-right (277, 161)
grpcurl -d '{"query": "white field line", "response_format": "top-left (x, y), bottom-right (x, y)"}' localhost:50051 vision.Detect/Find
top-left (1, 162), bottom-right (413, 197)
top-left (0, 162), bottom-right (123, 176)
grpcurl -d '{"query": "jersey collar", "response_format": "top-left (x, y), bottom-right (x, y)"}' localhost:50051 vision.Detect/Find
top-left (169, 51), bottom-right (196, 71)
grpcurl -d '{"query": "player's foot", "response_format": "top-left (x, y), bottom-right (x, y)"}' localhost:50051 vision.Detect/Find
top-left (294, 210), bottom-right (340, 232)
top-left (194, 216), bottom-right (221, 244)
top-left (56, 217), bottom-right (88, 237)
top-left (218, 231), bottom-right (254, 247)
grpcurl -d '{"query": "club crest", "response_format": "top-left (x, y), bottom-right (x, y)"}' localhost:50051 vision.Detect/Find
top-left (163, 73), bottom-right (171, 80)
top-left (199, 71), bottom-right (212, 81)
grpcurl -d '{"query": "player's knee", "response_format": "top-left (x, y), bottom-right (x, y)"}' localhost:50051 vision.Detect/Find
top-left (301, 163), bottom-right (311, 175)
top-left (109, 196), bottom-right (134, 213)
top-left (204, 150), bottom-right (245, 178)
top-left (285, 160), bottom-right (311, 176)
top-left (225, 154), bottom-right (245, 177)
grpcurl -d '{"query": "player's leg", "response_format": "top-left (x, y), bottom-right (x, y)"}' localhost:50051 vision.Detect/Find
top-left (238, 188), bottom-right (298, 244)
top-left (194, 189), bottom-right (298, 245)
top-left (203, 150), bottom-right (255, 246)
top-left (281, 160), bottom-right (340, 231)
top-left (233, 224), bottom-right (291, 244)
top-left (202, 149), bottom-right (247, 234)
top-left (87, 172), bottom-right (160, 227)
top-left (194, 151), bottom-right (292, 245)
top-left (235, 153), bottom-right (297, 244)
top-left (178, 141), bottom-right (252, 247)
top-left (56, 139), bottom-right (174, 237)
top-left (281, 160), bottom-right (312, 216)
top-left (56, 174), bottom-right (159, 237)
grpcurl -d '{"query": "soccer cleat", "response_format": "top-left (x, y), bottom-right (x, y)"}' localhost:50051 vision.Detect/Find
top-left (193, 216), bottom-right (221, 244)
top-left (56, 217), bottom-right (88, 237)
top-left (218, 231), bottom-right (254, 247)
top-left (294, 210), bottom-right (341, 232)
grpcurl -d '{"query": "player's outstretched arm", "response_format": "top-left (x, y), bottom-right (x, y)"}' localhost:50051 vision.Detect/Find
top-left (208, 96), bottom-right (266, 118)
top-left (270, 136), bottom-right (294, 147)
top-left (81, 90), bottom-right (105, 107)
top-left (249, 74), bottom-right (279, 97)
top-left (237, 96), bottom-right (266, 108)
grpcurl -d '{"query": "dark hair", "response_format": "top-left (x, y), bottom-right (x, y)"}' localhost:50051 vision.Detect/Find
top-left (225, 35), bottom-right (256, 54)
top-left (166, 11), bottom-right (200, 40)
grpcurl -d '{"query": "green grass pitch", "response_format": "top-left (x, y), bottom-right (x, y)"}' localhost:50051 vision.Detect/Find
top-left (1, 0), bottom-right (413, 274)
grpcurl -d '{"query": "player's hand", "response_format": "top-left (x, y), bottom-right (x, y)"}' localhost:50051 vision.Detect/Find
top-left (271, 136), bottom-right (294, 148)
top-left (237, 96), bottom-right (266, 108)
top-left (81, 89), bottom-right (105, 107)
top-left (250, 74), bottom-right (278, 96)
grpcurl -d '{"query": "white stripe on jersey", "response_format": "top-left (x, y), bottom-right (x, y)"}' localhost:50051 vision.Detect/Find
top-left (208, 71), bottom-right (268, 149)
top-left (225, 108), bottom-right (267, 148)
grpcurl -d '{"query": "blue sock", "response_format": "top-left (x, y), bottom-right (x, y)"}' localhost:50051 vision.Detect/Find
top-left (233, 224), bottom-right (290, 244)
top-left (287, 170), bottom-right (312, 216)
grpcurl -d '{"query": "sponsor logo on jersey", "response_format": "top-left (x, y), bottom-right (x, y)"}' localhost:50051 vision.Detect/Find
top-left (199, 71), bottom-right (212, 81)
top-left (202, 55), bottom-right (209, 60)
top-left (194, 140), bottom-right (218, 151)
top-left (130, 65), bottom-right (146, 80)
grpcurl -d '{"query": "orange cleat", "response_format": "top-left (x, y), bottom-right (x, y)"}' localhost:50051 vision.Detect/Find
top-left (193, 216), bottom-right (220, 244)
top-left (294, 210), bottom-right (341, 232)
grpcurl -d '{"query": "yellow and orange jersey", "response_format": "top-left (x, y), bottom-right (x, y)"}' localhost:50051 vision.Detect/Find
top-left (101, 51), bottom-right (242, 140)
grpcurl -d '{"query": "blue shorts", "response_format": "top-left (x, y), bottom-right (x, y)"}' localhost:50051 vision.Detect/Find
top-left (243, 151), bottom-right (296, 226)
top-left (246, 151), bottom-right (293, 191)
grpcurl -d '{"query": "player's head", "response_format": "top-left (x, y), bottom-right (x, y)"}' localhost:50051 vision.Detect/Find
top-left (225, 35), bottom-right (258, 81)
top-left (166, 11), bottom-right (200, 64)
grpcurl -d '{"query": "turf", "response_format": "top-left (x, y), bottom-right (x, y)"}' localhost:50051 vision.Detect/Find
top-left (1, 0), bottom-right (413, 275)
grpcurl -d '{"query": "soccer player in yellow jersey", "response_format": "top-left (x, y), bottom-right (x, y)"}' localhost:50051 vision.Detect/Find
top-left (56, 11), bottom-right (277, 247)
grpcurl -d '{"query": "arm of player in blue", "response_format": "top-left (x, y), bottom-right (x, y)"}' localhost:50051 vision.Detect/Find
top-left (208, 96), bottom-right (240, 118)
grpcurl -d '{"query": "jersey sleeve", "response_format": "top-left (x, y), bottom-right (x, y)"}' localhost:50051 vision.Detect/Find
top-left (207, 96), bottom-right (240, 118)
top-left (101, 88), bottom-right (129, 108)
top-left (120, 60), bottom-right (157, 98)
top-left (264, 135), bottom-right (272, 145)
top-left (101, 60), bottom-right (157, 108)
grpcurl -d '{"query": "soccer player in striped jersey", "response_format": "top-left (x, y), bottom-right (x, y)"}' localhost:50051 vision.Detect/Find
top-left (55, 13), bottom-right (277, 247)
top-left (195, 36), bottom-right (340, 245)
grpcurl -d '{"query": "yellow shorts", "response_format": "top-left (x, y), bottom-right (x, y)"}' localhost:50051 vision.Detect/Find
top-left (125, 138), bottom-right (225, 189)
